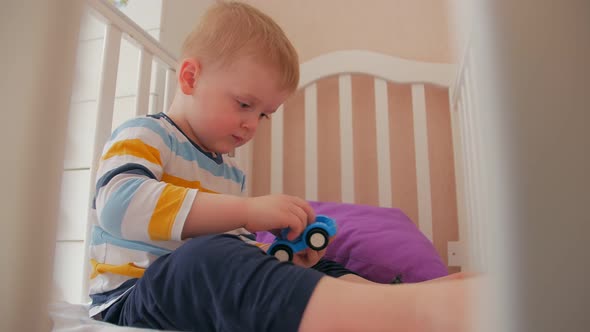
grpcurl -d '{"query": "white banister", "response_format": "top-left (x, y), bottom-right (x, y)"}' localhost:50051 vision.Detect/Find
top-left (86, 0), bottom-right (176, 69)
top-left (135, 49), bottom-right (153, 116)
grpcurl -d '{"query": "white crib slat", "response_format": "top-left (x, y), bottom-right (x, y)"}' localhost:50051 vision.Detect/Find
top-left (81, 23), bottom-right (122, 301)
top-left (270, 105), bottom-right (284, 194)
top-left (339, 75), bottom-right (355, 203)
top-left (460, 84), bottom-right (480, 266)
top-left (163, 69), bottom-right (176, 113)
top-left (449, 102), bottom-right (469, 268)
top-left (463, 67), bottom-right (479, 262)
top-left (135, 49), bottom-right (153, 117)
top-left (90, 24), bottom-right (122, 178)
top-left (374, 78), bottom-right (393, 208)
top-left (411, 84), bottom-right (433, 241)
top-left (305, 84), bottom-right (318, 201)
top-left (86, 0), bottom-right (176, 69)
top-left (459, 90), bottom-right (477, 268)
top-left (465, 65), bottom-right (487, 270)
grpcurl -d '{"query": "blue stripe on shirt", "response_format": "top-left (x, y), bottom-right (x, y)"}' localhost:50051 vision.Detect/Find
top-left (111, 117), bottom-right (244, 184)
top-left (93, 164), bottom-right (157, 209)
top-left (96, 163), bottom-right (157, 192)
top-left (99, 177), bottom-right (146, 237)
top-left (91, 226), bottom-right (172, 257)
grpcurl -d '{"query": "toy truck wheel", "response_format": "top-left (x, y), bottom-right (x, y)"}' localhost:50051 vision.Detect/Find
top-left (270, 245), bottom-right (293, 262)
top-left (306, 229), bottom-right (329, 251)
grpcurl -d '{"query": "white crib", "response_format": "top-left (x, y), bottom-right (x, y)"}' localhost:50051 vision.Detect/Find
top-left (2, 1), bottom-right (475, 330)
top-left (2, 0), bottom-right (589, 331)
top-left (63, 0), bottom-right (473, 308)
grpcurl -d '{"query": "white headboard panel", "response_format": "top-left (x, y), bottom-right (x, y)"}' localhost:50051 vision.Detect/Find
top-left (240, 50), bottom-right (465, 270)
top-left (299, 50), bottom-right (456, 89)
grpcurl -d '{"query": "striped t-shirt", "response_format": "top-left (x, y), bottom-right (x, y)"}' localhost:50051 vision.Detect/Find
top-left (88, 113), bottom-right (249, 317)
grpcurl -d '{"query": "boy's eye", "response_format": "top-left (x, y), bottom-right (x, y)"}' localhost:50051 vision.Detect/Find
top-left (237, 100), bottom-right (250, 109)
top-left (259, 113), bottom-right (270, 119)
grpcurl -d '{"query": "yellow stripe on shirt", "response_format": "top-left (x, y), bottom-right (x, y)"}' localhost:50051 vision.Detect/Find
top-left (148, 184), bottom-right (188, 241)
top-left (90, 259), bottom-right (145, 279)
top-left (161, 173), bottom-right (218, 194)
top-left (102, 139), bottom-right (162, 166)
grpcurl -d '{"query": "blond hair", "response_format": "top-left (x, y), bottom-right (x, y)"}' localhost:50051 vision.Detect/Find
top-left (181, 1), bottom-right (299, 92)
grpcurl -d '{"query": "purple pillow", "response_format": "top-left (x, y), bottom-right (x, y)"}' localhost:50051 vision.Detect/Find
top-left (256, 201), bottom-right (448, 283)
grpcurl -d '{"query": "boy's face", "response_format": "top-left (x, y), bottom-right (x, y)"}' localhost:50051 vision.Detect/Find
top-left (178, 56), bottom-right (290, 154)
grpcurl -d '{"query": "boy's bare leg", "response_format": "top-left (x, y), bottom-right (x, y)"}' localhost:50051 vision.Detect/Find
top-left (338, 271), bottom-right (476, 285)
top-left (299, 276), bottom-right (476, 332)
top-left (337, 274), bottom-right (375, 284)
top-left (426, 271), bottom-right (478, 282)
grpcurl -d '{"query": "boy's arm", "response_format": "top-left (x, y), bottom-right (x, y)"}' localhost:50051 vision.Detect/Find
top-left (181, 192), bottom-right (315, 241)
top-left (94, 119), bottom-right (194, 243)
top-left (96, 119), bottom-right (314, 242)
top-left (180, 192), bottom-right (247, 238)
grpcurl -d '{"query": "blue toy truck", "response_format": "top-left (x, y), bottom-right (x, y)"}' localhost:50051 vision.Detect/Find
top-left (267, 215), bottom-right (337, 262)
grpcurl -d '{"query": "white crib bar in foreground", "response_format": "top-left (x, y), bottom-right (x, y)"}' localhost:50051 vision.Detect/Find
top-left (0, 1), bottom-right (84, 330)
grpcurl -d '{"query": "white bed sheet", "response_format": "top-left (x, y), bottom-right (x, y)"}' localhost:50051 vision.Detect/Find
top-left (49, 302), bottom-right (177, 332)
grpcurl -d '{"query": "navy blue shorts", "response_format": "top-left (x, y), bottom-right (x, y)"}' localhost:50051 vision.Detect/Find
top-left (101, 234), bottom-right (356, 332)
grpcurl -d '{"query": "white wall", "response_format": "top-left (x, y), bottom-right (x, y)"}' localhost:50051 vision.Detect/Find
top-left (160, 0), bottom-right (457, 63)
top-left (160, 0), bottom-right (215, 58)
top-left (55, 1), bottom-right (163, 304)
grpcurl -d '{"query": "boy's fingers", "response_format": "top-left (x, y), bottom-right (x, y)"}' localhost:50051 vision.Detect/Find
top-left (291, 196), bottom-right (315, 223)
top-left (288, 204), bottom-right (307, 226)
top-left (286, 214), bottom-right (305, 241)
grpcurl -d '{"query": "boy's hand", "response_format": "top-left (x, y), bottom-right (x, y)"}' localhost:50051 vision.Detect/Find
top-left (256, 242), bottom-right (325, 268)
top-left (243, 194), bottom-right (315, 241)
top-left (293, 247), bottom-right (326, 268)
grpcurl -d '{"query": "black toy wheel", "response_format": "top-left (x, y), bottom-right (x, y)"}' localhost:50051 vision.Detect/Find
top-left (270, 245), bottom-right (293, 262)
top-left (306, 229), bottom-right (329, 251)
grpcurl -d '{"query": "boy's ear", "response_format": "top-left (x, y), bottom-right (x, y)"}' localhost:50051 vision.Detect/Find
top-left (178, 58), bottom-right (201, 95)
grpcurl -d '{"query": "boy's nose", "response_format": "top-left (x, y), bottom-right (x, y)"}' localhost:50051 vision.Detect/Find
top-left (241, 116), bottom-right (259, 132)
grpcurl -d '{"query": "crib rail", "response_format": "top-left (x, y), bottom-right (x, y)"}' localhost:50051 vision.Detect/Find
top-left (87, 0), bottom-right (176, 68)
top-left (448, 37), bottom-right (487, 271)
top-left (80, 0), bottom-right (178, 301)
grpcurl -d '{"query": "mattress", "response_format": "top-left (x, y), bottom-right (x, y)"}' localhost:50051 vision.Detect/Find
top-left (49, 302), bottom-right (176, 332)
